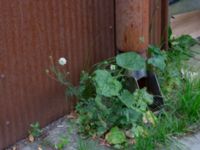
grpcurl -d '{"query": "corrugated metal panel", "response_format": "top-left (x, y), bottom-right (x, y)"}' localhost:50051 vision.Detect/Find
top-left (0, 0), bottom-right (115, 149)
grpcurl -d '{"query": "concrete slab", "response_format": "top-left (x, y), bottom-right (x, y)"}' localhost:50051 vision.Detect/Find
top-left (170, 0), bottom-right (200, 15)
top-left (8, 116), bottom-right (110, 150)
top-left (171, 11), bottom-right (200, 38)
top-left (187, 44), bottom-right (200, 72)
top-left (179, 132), bottom-right (200, 150)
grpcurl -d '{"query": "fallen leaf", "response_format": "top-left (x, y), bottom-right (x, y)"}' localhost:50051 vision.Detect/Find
top-left (99, 138), bottom-right (110, 147)
top-left (128, 138), bottom-right (136, 145)
top-left (125, 130), bottom-right (135, 139)
top-left (38, 145), bottom-right (42, 150)
top-left (92, 134), bottom-right (97, 140)
top-left (28, 134), bottom-right (34, 143)
top-left (67, 111), bottom-right (77, 119)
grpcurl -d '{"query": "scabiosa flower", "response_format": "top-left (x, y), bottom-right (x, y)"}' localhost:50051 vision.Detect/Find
top-left (58, 57), bottom-right (67, 66)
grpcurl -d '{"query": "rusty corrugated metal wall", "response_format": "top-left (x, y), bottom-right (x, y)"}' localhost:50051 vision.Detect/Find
top-left (0, 0), bottom-right (115, 149)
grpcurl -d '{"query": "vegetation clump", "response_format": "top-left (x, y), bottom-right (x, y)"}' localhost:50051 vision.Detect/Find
top-left (48, 32), bottom-right (200, 149)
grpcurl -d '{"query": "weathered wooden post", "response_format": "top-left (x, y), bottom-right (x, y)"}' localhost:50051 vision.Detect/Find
top-left (116, 0), bottom-right (168, 54)
top-left (115, 0), bottom-right (150, 57)
top-left (149, 0), bottom-right (168, 49)
top-left (115, 0), bottom-right (169, 110)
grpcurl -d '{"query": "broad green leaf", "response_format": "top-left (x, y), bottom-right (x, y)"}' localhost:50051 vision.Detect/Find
top-left (116, 52), bottom-right (145, 71)
top-left (121, 108), bottom-right (141, 124)
top-left (119, 89), bottom-right (153, 113)
top-left (105, 127), bottom-right (126, 144)
top-left (148, 55), bottom-right (166, 71)
top-left (134, 88), bottom-right (154, 105)
top-left (94, 70), bottom-right (122, 97)
top-left (118, 90), bottom-right (135, 108)
top-left (132, 89), bottom-right (154, 112)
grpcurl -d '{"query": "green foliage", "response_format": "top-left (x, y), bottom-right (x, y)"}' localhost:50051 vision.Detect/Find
top-left (94, 70), bottom-right (122, 97)
top-left (135, 78), bottom-right (200, 150)
top-left (77, 139), bottom-right (107, 150)
top-left (48, 27), bottom-right (199, 149)
top-left (176, 35), bottom-right (198, 49)
top-left (55, 136), bottom-right (69, 150)
top-left (52, 121), bottom-right (75, 150)
top-left (148, 45), bottom-right (167, 71)
top-left (71, 53), bottom-right (156, 148)
top-left (156, 33), bottom-right (197, 95)
top-left (119, 89), bottom-right (153, 113)
top-left (29, 122), bottom-right (42, 138)
top-left (116, 52), bottom-right (146, 71)
top-left (176, 79), bottom-right (200, 122)
top-left (49, 45), bottom-right (166, 148)
top-left (105, 127), bottom-right (126, 145)
top-left (74, 69), bottom-right (154, 142)
top-left (134, 30), bottom-right (199, 150)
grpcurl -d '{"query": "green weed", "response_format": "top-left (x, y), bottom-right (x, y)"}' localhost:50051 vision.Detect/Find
top-left (48, 29), bottom-right (200, 149)
top-left (135, 78), bottom-right (200, 150)
top-left (29, 122), bottom-right (42, 138)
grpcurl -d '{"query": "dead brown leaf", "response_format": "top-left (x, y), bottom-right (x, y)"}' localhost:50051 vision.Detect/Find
top-left (38, 145), bottom-right (42, 150)
top-left (67, 111), bottom-right (77, 119)
top-left (28, 134), bottom-right (34, 143)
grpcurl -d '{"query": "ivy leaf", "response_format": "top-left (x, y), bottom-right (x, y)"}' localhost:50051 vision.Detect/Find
top-left (148, 55), bottom-right (166, 71)
top-left (94, 70), bottom-right (122, 97)
top-left (105, 127), bottom-right (126, 144)
top-left (116, 52), bottom-right (146, 71)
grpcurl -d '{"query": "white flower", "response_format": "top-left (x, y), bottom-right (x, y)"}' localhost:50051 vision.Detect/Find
top-left (58, 57), bottom-right (67, 66)
top-left (110, 64), bottom-right (116, 71)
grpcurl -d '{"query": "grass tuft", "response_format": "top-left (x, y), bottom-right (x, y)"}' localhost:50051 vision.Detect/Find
top-left (135, 78), bottom-right (200, 150)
